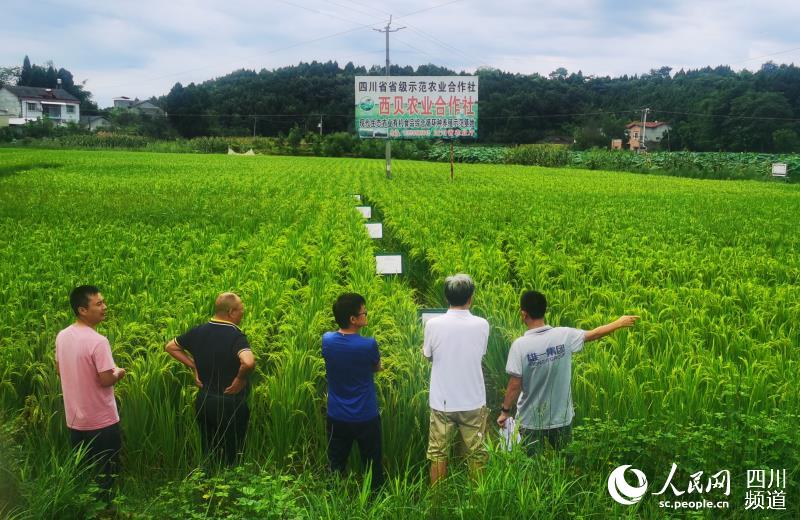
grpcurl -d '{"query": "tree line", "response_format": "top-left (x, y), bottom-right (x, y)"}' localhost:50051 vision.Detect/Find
top-left (159, 61), bottom-right (800, 152)
top-left (3, 57), bottom-right (800, 152)
top-left (1, 56), bottom-right (96, 111)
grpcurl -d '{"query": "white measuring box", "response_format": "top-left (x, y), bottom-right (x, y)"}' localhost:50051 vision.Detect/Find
top-left (375, 254), bottom-right (402, 275)
top-left (365, 222), bottom-right (383, 239)
top-left (356, 206), bottom-right (372, 219)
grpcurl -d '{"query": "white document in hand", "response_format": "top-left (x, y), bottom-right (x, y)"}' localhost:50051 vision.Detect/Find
top-left (500, 417), bottom-right (521, 451)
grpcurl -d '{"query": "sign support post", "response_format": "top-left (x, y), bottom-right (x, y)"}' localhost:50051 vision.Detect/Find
top-left (450, 136), bottom-right (454, 181)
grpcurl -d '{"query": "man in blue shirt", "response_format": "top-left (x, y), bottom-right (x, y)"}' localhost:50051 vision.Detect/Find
top-left (322, 293), bottom-right (384, 489)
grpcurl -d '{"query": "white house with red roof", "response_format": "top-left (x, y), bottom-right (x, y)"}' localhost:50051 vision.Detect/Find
top-left (625, 120), bottom-right (671, 150)
top-left (0, 86), bottom-right (81, 125)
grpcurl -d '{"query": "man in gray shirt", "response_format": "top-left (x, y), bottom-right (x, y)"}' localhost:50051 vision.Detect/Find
top-left (497, 290), bottom-right (638, 454)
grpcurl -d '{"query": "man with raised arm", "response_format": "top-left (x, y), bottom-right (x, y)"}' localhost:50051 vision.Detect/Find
top-left (165, 292), bottom-right (255, 466)
top-left (423, 273), bottom-right (490, 485)
top-left (497, 290), bottom-right (639, 454)
top-left (56, 285), bottom-right (125, 496)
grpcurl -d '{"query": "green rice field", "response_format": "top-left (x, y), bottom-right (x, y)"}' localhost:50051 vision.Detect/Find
top-left (0, 148), bottom-right (797, 518)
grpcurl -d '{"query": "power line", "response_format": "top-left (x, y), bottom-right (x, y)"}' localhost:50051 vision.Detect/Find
top-left (92, 1), bottom-right (463, 92)
top-left (710, 46), bottom-right (800, 68)
top-left (79, 109), bottom-right (639, 120)
top-left (80, 104), bottom-right (800, 123)
top-left (331, 0), bottom-right (491, 69)
top-left (651, 109), bottom-right (800, 122)
top-left (342, 0), bottom-right (493, 69)
top-left (392, 34), bottom-right (439, 61)
top-left (92, 24), bottom-right (373, 91)
top-left (666, 45), bottom-right (800, 78)
top-left (284, 0), bottom-right (476, 71)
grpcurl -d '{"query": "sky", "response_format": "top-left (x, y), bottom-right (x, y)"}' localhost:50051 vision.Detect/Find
top-left (3, 0), bottom-right (799, 107)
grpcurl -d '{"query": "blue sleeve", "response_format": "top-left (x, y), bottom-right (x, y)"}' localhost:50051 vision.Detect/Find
top-left (371, 338), bottom-right (380, 365)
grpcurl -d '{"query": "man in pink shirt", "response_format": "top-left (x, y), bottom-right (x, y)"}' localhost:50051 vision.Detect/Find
top-left (55, 285), bottom-right (125, 495)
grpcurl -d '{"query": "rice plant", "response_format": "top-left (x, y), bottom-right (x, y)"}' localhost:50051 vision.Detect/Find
top-left (0, 148), bottom-right (797, 517)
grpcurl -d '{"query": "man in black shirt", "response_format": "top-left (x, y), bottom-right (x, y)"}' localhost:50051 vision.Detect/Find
top-left (165, 292), bottom-right (256, 466)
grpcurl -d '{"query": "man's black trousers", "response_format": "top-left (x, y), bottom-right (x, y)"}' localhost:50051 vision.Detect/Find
top-left (69, 421), bottom-right (122, 494)
top-left (326, 415), bottom-right (384, 489)
top-left (196, 390), bottom-right (249, 466)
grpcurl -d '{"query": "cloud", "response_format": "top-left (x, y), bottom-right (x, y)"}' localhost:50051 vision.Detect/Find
top-left (2, 0), bottom-right (798, 107)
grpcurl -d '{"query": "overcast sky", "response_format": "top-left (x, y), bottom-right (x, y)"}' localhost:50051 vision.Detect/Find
top-left (3, 0), bottom-right (799, 107)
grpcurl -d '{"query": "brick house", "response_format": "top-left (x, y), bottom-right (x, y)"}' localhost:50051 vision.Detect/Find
top-left (625, 121), bottom-right (671, 150)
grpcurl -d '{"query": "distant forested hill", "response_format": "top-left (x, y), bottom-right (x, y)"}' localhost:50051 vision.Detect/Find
top-left (157, 60), bottom-right (800, 152)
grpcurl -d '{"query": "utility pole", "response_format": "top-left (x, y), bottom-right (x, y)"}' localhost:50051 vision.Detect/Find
top-left (640, 107), bottom-right (650, 153)
top-left (317, 114), bottom-right (323, 137)
top-left (374, 16), bottom-right (404, 179)
top-left (253, 116), bottom-right (257, 138)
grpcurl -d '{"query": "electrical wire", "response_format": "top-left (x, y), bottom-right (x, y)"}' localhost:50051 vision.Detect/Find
top-left (92, 0), bottom-right (465, 91)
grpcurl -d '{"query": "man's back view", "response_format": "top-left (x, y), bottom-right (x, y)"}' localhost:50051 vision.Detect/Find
top-left (423, 273), bottom-right (490, 485)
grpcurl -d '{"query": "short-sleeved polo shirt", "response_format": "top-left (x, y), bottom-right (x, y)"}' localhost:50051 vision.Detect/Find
top-left (175, 319), bottom-right (251, 395)
top-left (506, 325), bottom-right (585, 430)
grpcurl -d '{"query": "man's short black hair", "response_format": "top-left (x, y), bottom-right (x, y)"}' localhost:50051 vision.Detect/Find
top-left (70, 285), bottom-right (100, 316)
top-left (520, 290), bottom-right (547, 320)
top-left (333, 293), bottom-right (366, 329)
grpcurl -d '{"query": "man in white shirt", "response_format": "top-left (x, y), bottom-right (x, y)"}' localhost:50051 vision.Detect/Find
top-left (497, 290), bottom-right (639, 455)
top-left (423, 273), bottom-right (490, 484)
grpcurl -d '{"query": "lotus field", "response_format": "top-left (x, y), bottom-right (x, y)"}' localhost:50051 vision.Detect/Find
top-left (0, 148), bottom-right (798, 518)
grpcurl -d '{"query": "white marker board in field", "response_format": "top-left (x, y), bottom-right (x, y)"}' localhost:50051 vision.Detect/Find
top-left (353, 194), bottom-right (362, 202)
top-left (356, 206), bottom-right (372, 218)
top-left (419, 308), bottom-right (447, 324)
top-left (772, 163), bottom-right (787, 177)
top-left (375, 254), bottom-right (402, 275)
top-left (365, 222), bottom-right (383, 239)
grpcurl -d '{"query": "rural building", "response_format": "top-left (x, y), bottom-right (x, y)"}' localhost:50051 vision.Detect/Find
top-left (113, 96), bottom-right (165, 117)
top-left (80, 115), bottom-right (111, 131)
top-left (625, 121), bottom-right (671, 150)
top-left (0, 86), bottom-right (81, 126)
top-left (112, 96), bottom-right (135, 109)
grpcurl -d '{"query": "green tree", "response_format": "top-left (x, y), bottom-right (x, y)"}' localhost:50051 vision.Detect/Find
top-left (772, 128), bottom-right (800, 153)
top-left (724, 91), bottom-right (793, 152)
top-left (19, 56), bottom-right (32, 85)
top-left (166, 82), bottom-right (210, 137)
top-left (45, 63), bottom-right (57, 88)
top-left (138, 59), bottom-right (800, 148)
top-left (0, 66), bottom-right (20, 86)
top-left (287, 124), bottom-right (303, 153)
